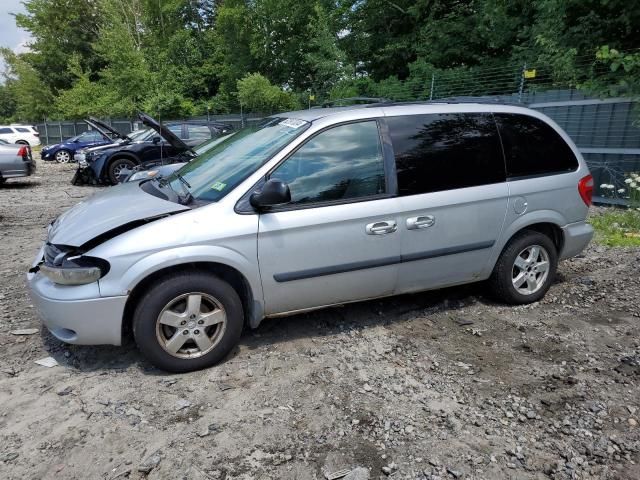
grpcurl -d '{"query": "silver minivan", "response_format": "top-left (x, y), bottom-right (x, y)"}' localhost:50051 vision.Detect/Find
top-left (27, 103), bottom-right (594, 372)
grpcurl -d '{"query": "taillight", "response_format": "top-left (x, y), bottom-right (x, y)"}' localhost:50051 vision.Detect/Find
top-left (17, 146), bottom-right (28, 157)
top-left (578, 174), bottom-right (593, 206)
top-left (33, 132), bottom-right (39, 137)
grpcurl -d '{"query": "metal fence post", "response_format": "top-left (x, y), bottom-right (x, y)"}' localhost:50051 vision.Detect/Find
top-left (58, 121), bottom-right (63, 143)
top-left (518, 63), bottom-right (526, 103)
top-left (429, 73), bottom-right (435, 100)
top-left (43, 117), bottom-right (49, 145)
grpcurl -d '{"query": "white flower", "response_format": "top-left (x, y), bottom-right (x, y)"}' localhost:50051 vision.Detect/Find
top-left (625, 178), bottom-right (633, 184)
top-left (600, 183), bottom-right (607, 188)
top-left (631, 182), bottom-right (638, 188)
top-left (618, 188), bottom-right (626, 193)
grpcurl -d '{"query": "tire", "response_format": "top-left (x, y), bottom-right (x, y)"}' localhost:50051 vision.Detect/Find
top-left (133, 272), bottom-right (244, 373)
top-left (107, 157), bottom-right (137, 185)
top-left (488, 230), bottom-right (558, 304)
top-left (55, 149), bottom-right (72, 163)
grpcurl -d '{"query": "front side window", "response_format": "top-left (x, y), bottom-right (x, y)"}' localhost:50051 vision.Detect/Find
top-left (167, 125), bottom-right (183, 137)
top-left (270, 121), bottom-right (386, 205)
top-left (494, 113), bottom-right (578, 178)
top-left (387, 113), bottom-right (505, 196)
top-left (0, 127), bottom-right (12, 134)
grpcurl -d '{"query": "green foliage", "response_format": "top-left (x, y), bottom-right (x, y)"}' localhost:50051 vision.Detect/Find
top-left (14, 0), bottom-right (104, 92)
top-left (237, 73), bottom-right (299, 113)
top-left (0, 84), bottom-right (17, 122)
top-left (0, 48), bottom-right (54, 121)
top-left (4, 0), bottom-right (640, 121)
top-left (589, 209), bottom-right (640, 247)
top-left (585, 46), bottom-right (640, 97)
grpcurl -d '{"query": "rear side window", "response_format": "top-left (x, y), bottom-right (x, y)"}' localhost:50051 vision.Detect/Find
top-left (16, 127), bottom-right (30, 132)
top-left (387, 113), bottom-right (505, 196)
top-left (494, 113), bottom-right (578, 178)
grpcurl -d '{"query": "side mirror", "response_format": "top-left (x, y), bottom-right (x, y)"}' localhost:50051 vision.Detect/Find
top-left (152, 136), bottom-right (161, 144)
top-left (249, 178), bottom-right (291, 210)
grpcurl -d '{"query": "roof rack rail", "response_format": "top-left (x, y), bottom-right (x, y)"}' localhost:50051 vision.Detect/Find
top-left (363, 96), bottom-right (527, 108)
top-left (321, 97), bottom-right (391, 108)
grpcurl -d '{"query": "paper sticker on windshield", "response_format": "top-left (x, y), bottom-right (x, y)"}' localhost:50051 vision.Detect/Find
top-left (210, 182), bottom-right (227, 191)
top-left (279, 118), bottom-right (306, 129)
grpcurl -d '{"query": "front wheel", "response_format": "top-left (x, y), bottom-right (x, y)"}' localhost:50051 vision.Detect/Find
top-left (107, 158), bottom-right (137, 184)
top-left (55, 149), bottom-right (72, 163)
top-left (133, 272), bottom-right (244, 372)
top-left (488, 230), bottom-right (558, 304)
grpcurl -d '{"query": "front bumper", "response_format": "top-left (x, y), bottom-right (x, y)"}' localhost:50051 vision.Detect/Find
top-left (560, 220), bottom-right (594, 260)
top-left (27, 251), bottom-right (127, 345)
top-left (41, 151), bottom-right (53, 161)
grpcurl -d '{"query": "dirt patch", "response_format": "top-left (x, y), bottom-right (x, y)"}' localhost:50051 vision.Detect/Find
top-left (1, 160), bottom-right (639, 479)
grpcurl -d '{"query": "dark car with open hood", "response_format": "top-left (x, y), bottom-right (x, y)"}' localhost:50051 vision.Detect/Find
top-left (73, 113), bottom-right (232, 185)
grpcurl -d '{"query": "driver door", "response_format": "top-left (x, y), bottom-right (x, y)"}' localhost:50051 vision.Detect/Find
top-left (257, 120), bottom-right (403, 315)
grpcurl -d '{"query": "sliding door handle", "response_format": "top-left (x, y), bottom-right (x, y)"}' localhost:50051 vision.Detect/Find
top-left (406, 215), bottom-right (435, 230)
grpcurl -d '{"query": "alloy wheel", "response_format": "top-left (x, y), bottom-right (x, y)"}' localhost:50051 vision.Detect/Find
top-left (155, 292), bottom-right (227, 359)
top-left (511, 245), bottom-right (550, 295)
top-left (56, 150), bottom-right (71, 163)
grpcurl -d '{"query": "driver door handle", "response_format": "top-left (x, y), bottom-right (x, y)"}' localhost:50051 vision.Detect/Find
top-left (365, 220), bottom-right (397, 235)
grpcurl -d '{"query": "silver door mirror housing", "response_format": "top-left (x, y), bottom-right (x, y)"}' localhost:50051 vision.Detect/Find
top-left (250, 178), bottom-right (291, 210)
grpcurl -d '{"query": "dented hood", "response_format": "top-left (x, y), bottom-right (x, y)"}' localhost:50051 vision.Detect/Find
top-left (48, 181), bottom-right (189, 247)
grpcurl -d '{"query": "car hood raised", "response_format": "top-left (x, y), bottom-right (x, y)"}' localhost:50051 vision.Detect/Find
top-left (88, 117), bottom-right (128, 141)
top-left (48, 181), bottom-right (189, 247)
top-left (138, 112), bottom-right (191, 152)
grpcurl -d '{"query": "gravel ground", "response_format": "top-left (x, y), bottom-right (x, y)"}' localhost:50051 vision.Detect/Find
top-left (1, 160), bottom-right (639, 480)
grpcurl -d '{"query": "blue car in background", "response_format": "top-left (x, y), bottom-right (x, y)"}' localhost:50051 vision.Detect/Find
top-left (40, 118), bottom-right (125, 163)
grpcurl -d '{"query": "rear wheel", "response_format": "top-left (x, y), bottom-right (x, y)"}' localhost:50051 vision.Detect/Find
top-left (489, 230), bottom-right (558, 304)
top-left (55, 149), bottom-right (72, 163)
top-left (107, 157), bottom-right (137, 184)
top-left (133, 272), bottom-right (244, 372)
top-left (15, 140), bottom-right (29, 145)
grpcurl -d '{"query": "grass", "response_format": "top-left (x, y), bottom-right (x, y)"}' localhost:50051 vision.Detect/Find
top-left (589, 208), bottom-right (640, 247)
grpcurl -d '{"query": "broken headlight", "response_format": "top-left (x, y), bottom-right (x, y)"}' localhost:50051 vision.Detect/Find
top-left (40, 245), bottom-right (109, 285)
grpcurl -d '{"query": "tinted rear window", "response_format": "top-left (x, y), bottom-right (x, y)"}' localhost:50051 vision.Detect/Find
top-left (494, 113), bottom-right (578, 178)
top-left (387, 113), bottom-right (505, 196)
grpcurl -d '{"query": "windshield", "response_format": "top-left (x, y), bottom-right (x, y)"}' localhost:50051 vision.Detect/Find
top-left (70, 130), bottom-right (103, 142)
top-left (165, 117), bottom-right (310, 203)
top-left (128, 128), bottom-right (156, 141)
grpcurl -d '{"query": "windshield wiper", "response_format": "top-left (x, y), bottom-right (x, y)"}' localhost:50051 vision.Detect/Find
top-left (153, 173), bottom-right (192, 205)
top-left (174, 172), bottom-right (193, 205)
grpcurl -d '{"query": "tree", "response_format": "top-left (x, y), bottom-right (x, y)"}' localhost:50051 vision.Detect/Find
top-left (1, 48), bottom-right (53, 121)
top-left (14, 0), bottom-right (104, 92)
top-left (237, 73), bottom-right (298, 113)
top-left (304, 4), bottom-right (348, 97)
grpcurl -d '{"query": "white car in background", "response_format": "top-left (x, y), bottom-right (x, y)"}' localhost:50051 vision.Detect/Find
top-left (0, 125), bottom-right (41, 146)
